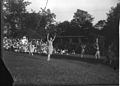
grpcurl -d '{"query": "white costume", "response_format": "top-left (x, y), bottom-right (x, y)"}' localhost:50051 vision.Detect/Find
top-left (47, 34), bottom-right (56, 61)
top-left (29, 43), bottom-right (36, 55)
top-left (81, 45), bottom-right (86, 58)
top-left (20, 36), bottom-right (28, 52)
top-left (48, 40), bottom-right (53, 54)
top-left (95, 38), bottom-right (100, 59)
top-left (95, 47), bottom-right (100, 59)
top-left (21, 36), bottom-right (28, 45)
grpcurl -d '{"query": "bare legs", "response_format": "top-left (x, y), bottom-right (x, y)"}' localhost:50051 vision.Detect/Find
top-left (81, 49), bottom-right (85, 58)
top-left (47, 54), bottom-right (51, 61)
top-left (95, 50), bottom-right (100, 59)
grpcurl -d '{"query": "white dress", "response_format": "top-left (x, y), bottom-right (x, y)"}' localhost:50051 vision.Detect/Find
top-left (29, 44), bottom-right (34, 52)
top-left (21, 38), bottom-right (28, 52)
top-left (48, 40), bottom-right (53, 54)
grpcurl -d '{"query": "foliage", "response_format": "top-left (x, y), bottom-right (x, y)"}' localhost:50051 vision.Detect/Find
top-left (2, 0), bottom-right (56, 39)
top-left (72, 9), bottom-right (93, 28)
top-left (21, 8), bottom-right (56, 39)
top-left (2, 0), bottom-right (31, 37)
top-left (56, 9), bottom-right (94, 36)
top-left (103, 3), bottom-right (119, 42)
top-left (94, 20), bottom-right (106, 30)
top-left (57, 21), bottom-right (71, 36)
top-left (57, 9), bottom-right (94, 36)
top-left (36, 9), bottom-right (56, 39)
top-left (102, 2), bottom-right (120, 57)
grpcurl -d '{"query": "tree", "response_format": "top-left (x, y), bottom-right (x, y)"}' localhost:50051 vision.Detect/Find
top-left (57, 21), bottom-right (71, 36)
top-left (103, 2), bottom-right (120, 59)
top-left (94, 20), bottom-right (106, 30)
top-left (69, 9), bottom-right (94, 36)
top-left (3, 0), bottom-right (31, 38)
top-left (56, 9), bottom-right (94, 36)
top-left (72, 9), bottom-right (94, 29)
top-left (35, 9), bottom-right (56, 39)
top-left (104, 3), bottom-right (119, 40)
top-left (37, 9), bottom-right (56, 28)
top-left (103, 3), bottom-right (119, 45)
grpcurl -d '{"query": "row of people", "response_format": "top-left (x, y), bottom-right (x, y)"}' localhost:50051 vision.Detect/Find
top-left (3, 36), bottom-right (101, 61)
top-left (3, 36), bottom-right (46, 54)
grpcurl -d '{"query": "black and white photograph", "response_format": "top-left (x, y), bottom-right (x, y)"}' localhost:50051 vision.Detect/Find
top-left (1, 0), bottom-right (119, 86)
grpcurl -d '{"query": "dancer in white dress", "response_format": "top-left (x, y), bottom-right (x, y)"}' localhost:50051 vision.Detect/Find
top-left (81, 44), bottom-right (86, 58)
top-left (95, 38), bottom-right (100, 59)
top-left (29, 41), bottom-right (36, 55)
top-left (47, 33), bottom-right (56, 61)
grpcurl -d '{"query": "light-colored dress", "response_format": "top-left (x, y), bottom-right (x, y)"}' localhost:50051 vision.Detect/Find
top-left (29, 44), bottom-right (35, 53)
top-left (47, 40), bottom-right (53, 54)
top-left (20, 38), bottom-right (28, 52)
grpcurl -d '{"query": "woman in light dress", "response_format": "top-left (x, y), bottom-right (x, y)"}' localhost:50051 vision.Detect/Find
top-left (47, 33), bottom-right (56, 61)
top-left (95, 38), bottom-right (100, 59)
top-left (29, 41), bottom-right (36, 55)
top-left (81, 44), bottom-right (86, 58)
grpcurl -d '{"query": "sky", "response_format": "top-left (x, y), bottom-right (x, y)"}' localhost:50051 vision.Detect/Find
top-left (25, 0), bottom-right (119, 25)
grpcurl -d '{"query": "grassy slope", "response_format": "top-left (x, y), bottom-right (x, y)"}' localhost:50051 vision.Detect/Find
top-left (3, 51), bottom-right (119, 85)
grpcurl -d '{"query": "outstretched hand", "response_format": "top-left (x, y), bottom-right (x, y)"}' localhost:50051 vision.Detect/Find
top-left (53, 34), bottom-right (56, 41)
top-left (47, 33), bottom-right (50, 36)
top-left (54, 34), bottom-right (56, 37)
top-left (47, 33), bottom-right (49, 41)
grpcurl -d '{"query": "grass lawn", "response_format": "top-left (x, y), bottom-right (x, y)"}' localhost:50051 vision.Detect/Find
top-left (3, 51), bottom-right (119, 86)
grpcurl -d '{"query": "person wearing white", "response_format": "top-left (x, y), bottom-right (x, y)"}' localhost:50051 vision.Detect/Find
top-left (95, 38), bottom-right (100, 59)
top-left (47, 33), bottom-right (56, 61)
top-left (29, 42), bottom-right (36, 55)
top-left (21, 36), bottom-right (28, 45)
top-left (20, 36), bottom-right (28, 52)
top-left (81, 44), bottom-right (86, 58)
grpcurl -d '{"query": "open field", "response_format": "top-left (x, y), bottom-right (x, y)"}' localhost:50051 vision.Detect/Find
top-left (3, 51), bottom-right (119, 86)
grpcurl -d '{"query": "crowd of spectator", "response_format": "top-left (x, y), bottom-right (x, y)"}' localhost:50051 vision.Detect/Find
top-left (2, 36), bottom-right (100, 57)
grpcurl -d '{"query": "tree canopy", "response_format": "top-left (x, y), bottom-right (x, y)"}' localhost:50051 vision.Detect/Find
top-left (2, 0), bottom-right (56, 39)
top-left (102, 2), bottom-right (120, 44)
top-left (72, 9), bottom-right (93, 28)
top-left (2, 0), bottom-right (31, 38)
top-left (101, 2), bottom-right (120, 57)
top-left (56, 9), bottom-right (94, 37)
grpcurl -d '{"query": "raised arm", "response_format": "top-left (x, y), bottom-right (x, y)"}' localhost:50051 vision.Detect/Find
top-left (52, 34), bottom-right (56, 41)
top-left (47, 33), bottom-right (49, 41)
